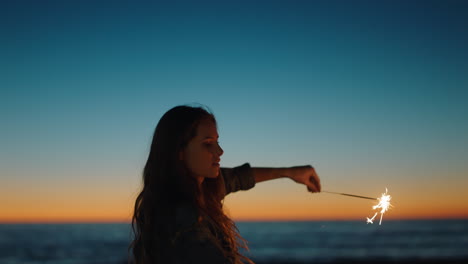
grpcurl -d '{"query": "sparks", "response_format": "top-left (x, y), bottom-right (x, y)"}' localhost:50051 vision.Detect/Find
top-left (366, 188), bottom-right (392, 225)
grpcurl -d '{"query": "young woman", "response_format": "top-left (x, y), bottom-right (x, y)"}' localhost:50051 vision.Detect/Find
top-left (130, 105), bottom-right (321, 264)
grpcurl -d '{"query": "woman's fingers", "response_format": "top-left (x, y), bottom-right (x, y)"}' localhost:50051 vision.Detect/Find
top-left (307, 167), bottom-right (321, 192)
top-left (290, 165), bottom-right (321, 193)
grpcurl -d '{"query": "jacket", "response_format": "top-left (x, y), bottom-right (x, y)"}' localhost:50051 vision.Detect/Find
top-left (171, 163), bottom-right (256, 264)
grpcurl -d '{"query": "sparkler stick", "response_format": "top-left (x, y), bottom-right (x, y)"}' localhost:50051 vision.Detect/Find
top-left (322, 190), bottom-right (377, 200)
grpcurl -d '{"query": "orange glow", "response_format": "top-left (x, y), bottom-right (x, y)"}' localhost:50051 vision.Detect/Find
top-left (0, 183), bottom-right (135, 223)
top-left (2, 180), bottom-right (468, 223)
top-left (2, 198), bottom-right (467, 223)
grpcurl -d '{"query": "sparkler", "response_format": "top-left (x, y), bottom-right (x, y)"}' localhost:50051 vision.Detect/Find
top-left (366, 188), bottom-right (391, 225)
top-left (323, 188), bottom-right (392, 225)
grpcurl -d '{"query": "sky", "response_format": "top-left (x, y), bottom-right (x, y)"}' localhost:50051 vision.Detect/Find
top-left (1, 0), bottom-right (467, 223)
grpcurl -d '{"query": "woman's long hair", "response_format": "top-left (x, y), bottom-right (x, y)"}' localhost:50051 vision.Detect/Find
top-left (130, 105), bottom-right (253, 264)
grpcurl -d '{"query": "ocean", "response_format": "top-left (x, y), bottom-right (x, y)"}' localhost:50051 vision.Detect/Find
top-left (0, 219), bottom-right (467, 264)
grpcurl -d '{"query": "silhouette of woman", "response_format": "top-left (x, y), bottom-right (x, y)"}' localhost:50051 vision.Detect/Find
top-left (130, 105), bottom-right (321, 264)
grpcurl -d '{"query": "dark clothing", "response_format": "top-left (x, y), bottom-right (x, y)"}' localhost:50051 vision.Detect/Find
top-left (171, 163), bottom-right (256, 264)
top-left (221, 163), bottom-right (256, 196)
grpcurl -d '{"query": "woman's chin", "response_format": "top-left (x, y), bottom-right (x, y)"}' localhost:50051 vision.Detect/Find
top-left (207, 168), bottom-right (220, 178)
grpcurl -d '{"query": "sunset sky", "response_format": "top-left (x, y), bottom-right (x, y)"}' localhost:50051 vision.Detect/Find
top-left (1, 0), bottom-right (467, 223)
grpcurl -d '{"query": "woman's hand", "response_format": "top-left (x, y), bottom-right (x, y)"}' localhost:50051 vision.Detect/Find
top-left (288, 165), bottom-right (321, 193)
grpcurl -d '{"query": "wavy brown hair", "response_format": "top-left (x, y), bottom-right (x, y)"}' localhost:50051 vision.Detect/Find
top-left (129, 105), bottom-right (253, 264)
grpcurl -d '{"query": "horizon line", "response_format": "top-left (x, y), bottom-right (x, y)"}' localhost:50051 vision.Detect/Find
top-left (2, 216), bottom-right (468, 224)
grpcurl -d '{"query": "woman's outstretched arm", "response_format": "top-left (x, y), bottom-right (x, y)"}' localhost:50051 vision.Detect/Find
top-left (252, 165), bottom-right (321, 193)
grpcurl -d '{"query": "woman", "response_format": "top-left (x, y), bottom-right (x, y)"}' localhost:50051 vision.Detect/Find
top-left (130, 105), bottom-right (321, 264)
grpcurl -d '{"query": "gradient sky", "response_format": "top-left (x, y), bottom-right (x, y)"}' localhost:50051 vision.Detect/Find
top-left (1, 0), bottom-right (467, 223)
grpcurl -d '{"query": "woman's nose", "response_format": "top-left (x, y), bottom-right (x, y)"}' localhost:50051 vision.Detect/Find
top-left (217, 143), bottom-right (224, 156)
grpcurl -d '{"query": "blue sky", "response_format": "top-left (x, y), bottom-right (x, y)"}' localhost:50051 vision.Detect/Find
top-left (1, 0), bottom-right (467, 221)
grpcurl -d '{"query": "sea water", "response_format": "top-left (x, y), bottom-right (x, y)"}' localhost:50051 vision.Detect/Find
top-left (237, 219), bottom-right (468, 263)
top-left (0, 220), bottom-right (467, 264)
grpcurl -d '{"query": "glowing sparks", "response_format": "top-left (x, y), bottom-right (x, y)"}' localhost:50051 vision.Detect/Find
top-left (366, 188), bottom-right (392, 225)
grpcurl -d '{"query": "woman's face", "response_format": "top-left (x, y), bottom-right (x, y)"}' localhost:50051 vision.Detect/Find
top-left (180, 119), bottom-right (224, 183)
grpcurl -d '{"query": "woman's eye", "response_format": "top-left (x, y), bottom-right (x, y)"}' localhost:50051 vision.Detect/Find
top-left (204, 141), bottom-right (219, 146)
